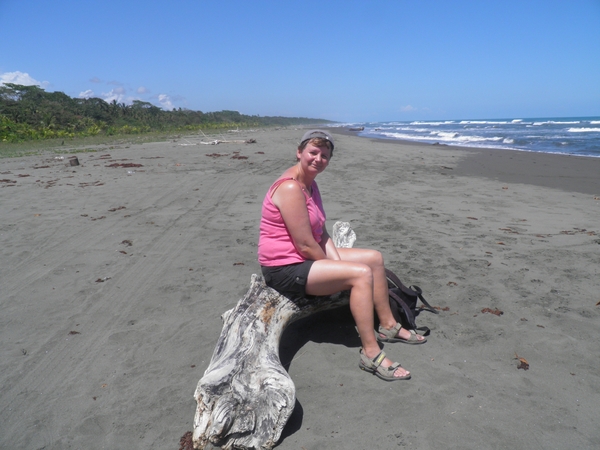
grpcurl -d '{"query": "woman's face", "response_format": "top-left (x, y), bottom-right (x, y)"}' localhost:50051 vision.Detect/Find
top-left (297, 142), bottom-right (331, 175)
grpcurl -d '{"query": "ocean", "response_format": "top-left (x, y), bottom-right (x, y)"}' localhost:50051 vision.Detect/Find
top-left (335, 116), bottom-right (600, 158)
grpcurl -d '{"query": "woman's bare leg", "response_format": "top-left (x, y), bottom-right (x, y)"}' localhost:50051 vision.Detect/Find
top-left (337, 248), bottom-right (426, 343)
top-left (305, 258), bottom-right (410, 378)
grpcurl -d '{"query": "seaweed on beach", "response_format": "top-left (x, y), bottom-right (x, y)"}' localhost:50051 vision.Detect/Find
top-left (515, 353), bottom-right (529, 370)
top-left (481, 307), bottom-right (503, 316)
top-left (178, 431), bottom-right (193, 450)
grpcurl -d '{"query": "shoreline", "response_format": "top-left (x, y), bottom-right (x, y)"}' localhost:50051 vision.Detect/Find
top-left (3, 125), bottom-right (598, 196)
top-left (329, 127), bottom-right (600, 195)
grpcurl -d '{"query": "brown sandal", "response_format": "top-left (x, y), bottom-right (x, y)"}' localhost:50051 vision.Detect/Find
top-left (377, 323), bottom-right (427, 345)
top-left (358, 348), bottom-right (411, 381)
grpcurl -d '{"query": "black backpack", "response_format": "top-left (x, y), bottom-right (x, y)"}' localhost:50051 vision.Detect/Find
top-left (386, 268), bottom-right (438, 335)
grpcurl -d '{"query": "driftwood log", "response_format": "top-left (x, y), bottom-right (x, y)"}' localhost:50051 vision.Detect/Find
top-left (193, 222), bottom-right (356, 450)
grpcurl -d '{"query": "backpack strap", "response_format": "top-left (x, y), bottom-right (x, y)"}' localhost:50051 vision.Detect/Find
top-left (385, 269), bottom-right (417, 297)
top-left (415, 325), bottom-right (431, 336)
top-left (409, 284), bottom-right (439, 315)
top-left (388, 289), bottom-right (417, 329)
top-left (385, 268), bottom-right (405, 290)
top-left (385, 268), bottom-right (439, 315)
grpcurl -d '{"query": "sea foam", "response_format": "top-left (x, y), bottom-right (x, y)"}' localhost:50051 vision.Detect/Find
top-left (335, 116), bottom-right (600, 158)
top-left (568, 128), bottom-right (600, 133)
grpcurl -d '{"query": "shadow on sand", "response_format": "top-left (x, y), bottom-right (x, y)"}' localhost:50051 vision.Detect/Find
top-left (277, 306), bottom-right (361, 442)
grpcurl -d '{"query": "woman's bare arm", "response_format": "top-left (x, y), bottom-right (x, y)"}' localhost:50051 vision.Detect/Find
top-left (321, 228), bottom-right (341, 260)
top-left (271, 180), bottom-right (327, 260)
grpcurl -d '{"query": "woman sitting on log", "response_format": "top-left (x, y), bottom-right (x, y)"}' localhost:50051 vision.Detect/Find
top-left (258, 130), bottom-right (425, 382)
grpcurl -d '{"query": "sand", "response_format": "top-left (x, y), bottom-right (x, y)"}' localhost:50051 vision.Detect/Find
top-left (1, 128), bottom-right (599, 449)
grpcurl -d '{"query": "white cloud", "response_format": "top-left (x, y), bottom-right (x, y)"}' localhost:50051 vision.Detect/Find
top-left (90, 77), bottom-right (102, 83)
top-left (0, 71), bottom-right (49, 88)
top-left (79, 89), bottom-right (95, 99)
top-left (400, 105), bottom-right (416, 112)
top-left (137, 86), bottom-right (149, 94)
top-left (101, 87), bottom-right (127, 103)
top-left (158, 94), bottom-right (174, 110)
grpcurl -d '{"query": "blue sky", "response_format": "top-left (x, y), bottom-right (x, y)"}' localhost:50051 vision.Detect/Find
top-left (1, 0), bottom-right (599, 122)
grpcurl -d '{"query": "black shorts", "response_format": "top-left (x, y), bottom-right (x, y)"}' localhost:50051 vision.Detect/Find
top-left (261, 260), bottom-right (315, 301)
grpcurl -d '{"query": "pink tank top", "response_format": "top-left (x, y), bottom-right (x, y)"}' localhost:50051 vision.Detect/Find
top-left (258, 178), bottom-right (326, 266)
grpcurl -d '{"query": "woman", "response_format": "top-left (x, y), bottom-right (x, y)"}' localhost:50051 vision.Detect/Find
top-left (258, 130), bottom-right (425, 381)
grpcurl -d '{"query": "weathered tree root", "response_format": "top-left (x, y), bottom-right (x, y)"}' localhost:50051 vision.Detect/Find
top-left (193, 222), bottom-right (355, 449)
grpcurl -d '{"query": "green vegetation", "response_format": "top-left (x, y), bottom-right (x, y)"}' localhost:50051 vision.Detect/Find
top-left (0, 83), bottom-right (332, 144)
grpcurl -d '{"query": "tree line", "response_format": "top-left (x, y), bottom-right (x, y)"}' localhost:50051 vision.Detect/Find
top-left (0, 83), bottom-right (332, 142)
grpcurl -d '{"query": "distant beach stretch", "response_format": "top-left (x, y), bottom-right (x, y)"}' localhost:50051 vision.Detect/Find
top-left (1, 127), bottom-right (599, 449)
top-left (337, 116), bottom-right (600, 158)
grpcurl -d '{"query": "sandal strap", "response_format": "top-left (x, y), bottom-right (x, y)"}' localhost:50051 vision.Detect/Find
top-left (360, 348), bottom-right (408, 380)
top-left (360, 348), bottom-right (387, 369)
top-left (387, 362), bottom-right (401, 371)
top-left (378, 322), bottom-right (403, 339)
top-left (372, 351), bottom-right (386, 369)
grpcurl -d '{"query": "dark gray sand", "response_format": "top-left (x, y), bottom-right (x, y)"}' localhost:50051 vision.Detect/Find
top-left (1, 128), bottom-right (599, 449)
